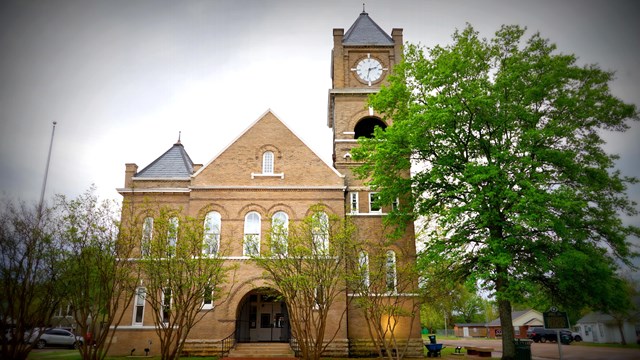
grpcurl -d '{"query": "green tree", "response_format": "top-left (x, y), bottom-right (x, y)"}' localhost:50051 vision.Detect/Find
top-left (353, 24), bottom-right (639, 359)
top-left (140, 206), bottom-right (234, 360)
top-left (55, 188), bottom-right (140, 360)
top-left (254, 206), bottom-right (355, 360)
top-left (0, 198), bottom-right (64, 360)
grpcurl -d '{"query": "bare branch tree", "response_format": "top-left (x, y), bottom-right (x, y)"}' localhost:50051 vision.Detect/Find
top-left (0, 198), bottom-right (64, 360)
top-left (254, 205), bottom-right (356, 360)
top-left (54, 187), bottom-right (140, 360)
top-left (139, 206), bottom-right (234, 360)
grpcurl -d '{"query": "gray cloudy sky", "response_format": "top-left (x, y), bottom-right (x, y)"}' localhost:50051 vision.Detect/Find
top-left (1, 1), bottom-right (638, 232)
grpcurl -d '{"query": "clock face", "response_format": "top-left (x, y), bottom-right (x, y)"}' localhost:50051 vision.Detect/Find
top-left (356, 57), bottom-right (383, 85)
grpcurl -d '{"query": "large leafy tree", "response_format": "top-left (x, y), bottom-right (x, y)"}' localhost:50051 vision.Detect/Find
top-left (353, 24), bottom-right (639, 359)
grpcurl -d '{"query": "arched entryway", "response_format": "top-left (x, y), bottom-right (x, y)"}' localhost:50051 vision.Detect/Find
top-left (236, 288), bottom-right (290, 343)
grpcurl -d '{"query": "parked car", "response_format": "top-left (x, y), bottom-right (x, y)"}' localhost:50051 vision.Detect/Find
top-left (29, 328), bottom-right (84, 349)
top-left (572, 331), bottom-right (582, 341)
top-left (526, 327), bottom-right (573, 344)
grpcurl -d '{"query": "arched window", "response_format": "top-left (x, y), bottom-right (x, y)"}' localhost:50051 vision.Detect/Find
top-left (358, 251), bottom-right (370, 288)
top-left (385, 250), bottom-right (397, 293)
top-left (141, 217), bottom-right (153, 257)
top-left (312, 212), bottom-right (329, 254)
top-left (244, 212), bottom-right (261, 256)
top-left (262, 151), bottom-right (274, 174)
top-left (271, 211), bottom-right (289, 255)
top-left (203, 211), bottom-right (221, 256)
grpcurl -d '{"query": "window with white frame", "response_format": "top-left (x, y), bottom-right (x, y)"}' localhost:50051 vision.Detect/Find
top-left (350, 192), bottom-right (359, 214)
top-left (141, 217), bottom-right (153, 256)
top-left (202, 285), bottom-right (214, 310)
top-left (312, 212), bottom-right (329, 254)
top-left (385, 250), bottom-right (397, 293)
top-left (167, 217), bottom-right (179, 256)
top-left (244, 212), bottom-right (261, 256)
top-left (203, 211), bottom-right (221, 256)
top-left (369, 192), bottom-right (381, 213)
top-left (162, 287), bottom-right (172, 324)
top-left (262, 151), bottom-right (274, 174)
top-left (358, 251), bottom-right (370, 288)
top-left (133, 287), bottom-right (146, 325)
top-left (271, 211), bottom-right (289, 255)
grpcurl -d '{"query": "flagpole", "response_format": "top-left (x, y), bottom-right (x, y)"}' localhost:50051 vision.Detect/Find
top-left (39, 121), bottom-right (57, 214)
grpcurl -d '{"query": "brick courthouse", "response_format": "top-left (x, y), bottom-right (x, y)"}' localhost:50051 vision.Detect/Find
top-left (110, 11), bottom-right (422, 357)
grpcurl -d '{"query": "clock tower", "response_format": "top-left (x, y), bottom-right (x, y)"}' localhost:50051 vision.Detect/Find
top-left (328, 10), bottom-right (403, 185)
top-left (329, 11), bottom-right (423, 357)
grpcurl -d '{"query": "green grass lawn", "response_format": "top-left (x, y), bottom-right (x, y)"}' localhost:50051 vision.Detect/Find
top-left (27, 350), bottom-right (219, 360)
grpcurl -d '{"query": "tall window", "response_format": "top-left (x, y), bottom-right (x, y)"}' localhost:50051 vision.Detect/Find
top-left (312, 212), bottom-right (329, 254)
top-left (133, 287), bottom-right (146, 325)
top-left (271, 211), bottom-right (289, 255)
top-left (369, 193), bottom-right (381, 213)
top-left (203, 211), bottom-right (221, 256)
top-left (358, 251), bottom-right (370, 288)
top-left (385, 250), bottom-right (397, 293)
top-left (167, 217), bottom-right (179, 256)
top-left (162, 287), bottom-right (172, 324)
top-left (262, 151), bottom-right (274, 174)
top-left (350, 192), bottom-right (359, 214)
top-left (244, 212), bottom-right (261, 256)
top-left (141, 217), bottom-right (153, 256)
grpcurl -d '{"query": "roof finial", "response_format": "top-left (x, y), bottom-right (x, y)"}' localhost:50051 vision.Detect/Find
top-left (176, 131), bottom-right (182, 145)
top-left (362, 3), bottom-right (367, 14)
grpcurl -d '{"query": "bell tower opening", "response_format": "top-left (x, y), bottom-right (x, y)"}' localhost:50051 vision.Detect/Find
top-left (354, 117), bottom-right (387, 139)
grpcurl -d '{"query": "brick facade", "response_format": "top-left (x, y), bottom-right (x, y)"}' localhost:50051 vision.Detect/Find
top-left (110, 12), bottom-right (423, 358)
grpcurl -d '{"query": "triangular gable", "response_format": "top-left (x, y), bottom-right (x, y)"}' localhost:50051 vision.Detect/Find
top-left (135, 141), bottom-right (194, 179)
top-left (192, 109), bottom-right (344, 187)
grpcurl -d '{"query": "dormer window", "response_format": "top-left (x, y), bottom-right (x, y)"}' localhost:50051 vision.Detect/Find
top-left (262, 151), bottom-right (274, 174)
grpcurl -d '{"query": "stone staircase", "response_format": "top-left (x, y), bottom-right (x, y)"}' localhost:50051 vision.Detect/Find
top-left (226, 342), bottom-right (295, 358)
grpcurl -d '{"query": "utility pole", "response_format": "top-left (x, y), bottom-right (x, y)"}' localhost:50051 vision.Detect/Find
top-left (39, 121), bottom-right (57, 215)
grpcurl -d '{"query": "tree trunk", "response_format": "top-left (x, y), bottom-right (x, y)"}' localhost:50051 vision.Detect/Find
top-left (497, 294), bottom-right (515, 360)
top-left (616, 319), bottom-right (627, 345)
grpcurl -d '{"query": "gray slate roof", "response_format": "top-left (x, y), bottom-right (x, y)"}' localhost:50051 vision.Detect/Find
top-left (343, 11), bottom-right (394, 45)
top-left (135, 141), bottom-right (194, 179)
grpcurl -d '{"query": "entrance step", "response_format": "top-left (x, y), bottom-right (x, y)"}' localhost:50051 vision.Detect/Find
top-left (226, 342), bottom-right (295, 358)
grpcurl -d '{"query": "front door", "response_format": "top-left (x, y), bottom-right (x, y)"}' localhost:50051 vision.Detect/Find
top-left (237, 290), bottom-right (290, 342)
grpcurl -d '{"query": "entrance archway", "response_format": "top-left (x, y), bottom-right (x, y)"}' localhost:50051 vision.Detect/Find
top-left (236, 288), bottom-right (290, 343)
